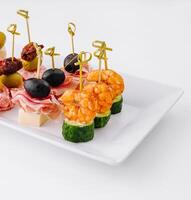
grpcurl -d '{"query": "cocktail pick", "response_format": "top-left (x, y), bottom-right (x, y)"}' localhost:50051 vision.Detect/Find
top-left (44, 47), bottom-right (60, 69)
top-left (93, 49), bottom-right (103, 83)
top-left (92, 40), bottom-right (112, 70)
top-left (68, 22), bottom-right (76, 54)
top-left (92, 41), bottom-right (105, 82)
top-left (34, 43), bottom-right (43, 79)
top-left (7, 24), bottom-right (20, 61)
top-left (17, 10), bottom-right (31, 43)
top-left (75, 51), bottom-right (92, 91)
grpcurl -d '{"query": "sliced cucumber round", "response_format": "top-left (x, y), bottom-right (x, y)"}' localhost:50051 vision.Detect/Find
top-left (94, 110), bottom-right (111, 128)
top-left (111, 95), bottom-right (123, 114)
top-left (62, 119), bottom-right (94, 143)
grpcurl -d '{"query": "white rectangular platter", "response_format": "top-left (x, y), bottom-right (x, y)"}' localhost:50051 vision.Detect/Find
top-left (0, 74), bottom-right (183, 165)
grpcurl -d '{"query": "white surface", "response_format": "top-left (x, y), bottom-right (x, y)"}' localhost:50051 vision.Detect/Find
top-left (0, 0), bottom-right (191, 199)
top-left (0, 74), bottom-right (183, 165)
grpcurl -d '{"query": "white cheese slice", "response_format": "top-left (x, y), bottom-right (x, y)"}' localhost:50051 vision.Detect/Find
top-left (18, 109), bottom-right (49, 127)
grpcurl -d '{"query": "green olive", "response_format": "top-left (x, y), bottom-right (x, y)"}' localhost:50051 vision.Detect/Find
top-left (0, 75), bottom-right (4, 91)
top-left (0, 32), bottom-right (6, 49)
top-left (1, 72), bottom-right (23, 88)
top-left (22, 56), bottom-right (42, 72)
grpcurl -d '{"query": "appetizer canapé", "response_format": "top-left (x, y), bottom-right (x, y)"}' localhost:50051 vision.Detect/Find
top-left (60, 89), bottom-right (97, 142)
top-left (21, 42), bottom-right (44, 72)
top-left (60, 52), bottom-right (96, 142)
top-left (42, 47), bottom-right (65, 87)
top-left (0, 24), bottom-right (23, 89)
top-left (63, 23), bottom-right (90, 79)
top-left (0, 24), bottom-right (22, 112)
top-left (0, 57), bottom-right (23, 88)
top-left (42, 47), bottom-right (73, 97)
top-left (63, 23), bottom-right (79, 74)
top-left (83, 82), bottom-right (113, 128)
top-left (12, 45), bottom-right (60, 126)
top-left (87, 69), bottom-right (124, 114)
top-left (88, 40), bottom-right (124, 114)
top-left (17, 10), bottom-right (45, 79)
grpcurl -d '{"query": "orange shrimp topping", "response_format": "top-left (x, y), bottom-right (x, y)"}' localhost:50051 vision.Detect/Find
top-left (59, 89), bottom-right (97, 124)
top-left (83, 82), bottom-right (113, 114)
top-left (87, 69), bottom-right (124, 99)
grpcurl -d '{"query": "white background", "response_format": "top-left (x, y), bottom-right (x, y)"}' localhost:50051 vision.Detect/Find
top-left (0, 0), bottom-right (191, 199)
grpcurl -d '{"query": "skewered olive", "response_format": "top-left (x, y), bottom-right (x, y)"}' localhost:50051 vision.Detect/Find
top-left (24, 78), bottom-right (50, 98)
top-left (1, 72), bottom-right (23, 88)
top-left (0, 76), bottom-right (4, 91)
top-left (0, 32), bottom-right (6, 49)
top-left (21, 56), bottom-right (41, 72)
top-left (42, 68), bottom-right (65, 87)
top-left (63, 53), bottom-right (79, 73)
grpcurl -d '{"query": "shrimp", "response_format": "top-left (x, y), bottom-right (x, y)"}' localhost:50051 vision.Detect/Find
top-left (83, 82), bottom-right (113, 114)
top-left (87, 69), bottom-right (124, 99)
top-left (59, 89), bottom-right (97, 124)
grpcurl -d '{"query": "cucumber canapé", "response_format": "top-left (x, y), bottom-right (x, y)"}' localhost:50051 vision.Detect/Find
top-left (62, 119), bottom-right (94, 143)
top-left (111, 95), bottom-right (123, 114)
top-left (94, 110), bottom-right (111, 128)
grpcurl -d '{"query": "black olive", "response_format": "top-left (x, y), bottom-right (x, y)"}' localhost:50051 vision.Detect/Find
top-left (24, 78), bottom-right (50, 98)
top-left (42, 68), bottom-right (65, 87)
top-left (63, 53), bottom-right (79, 73)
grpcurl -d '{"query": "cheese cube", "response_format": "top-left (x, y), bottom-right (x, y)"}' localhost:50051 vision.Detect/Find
top-left (18, 109), bottom-right (49, 127)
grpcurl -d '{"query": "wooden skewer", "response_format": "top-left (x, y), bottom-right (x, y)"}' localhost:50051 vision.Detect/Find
top-left (98, 58), bottom-right (102, 83)
top-left (103, 42), bottom-right (108, 70)
top-left (79, 59), bottom-right (83, 91)
top-left (76, 51), bottom-right (92, 91)
top-left (68, 22), bottom-right (76, 54)
top-left (34, 43), bottom-right (42, 79)
top-left (93, 41), bottom-right (105, 82)
top-left (7, 24), bottom-right (20, 61)
top-left (17, 10), bottom-right (31, 43)
top-left (92, 40), bottom-right (112, 70)
top-left (12, 34), bottom-right (15, 61)
top-left (44, 47), bottom-right (60, 69)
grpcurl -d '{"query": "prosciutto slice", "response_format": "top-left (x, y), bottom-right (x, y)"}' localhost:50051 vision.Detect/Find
top-left (60, 64), bottom-right (91, 93)
top-left (51, 76), bottom-right (78, 97)
top-left (11, 89), bottom-right (60, 119)
top-left (0, 86), bottom-right (14, 111)
top-left (18, 65), bottom-right (46, 80)
top-left (62, 63), bottom-right (91, 80)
